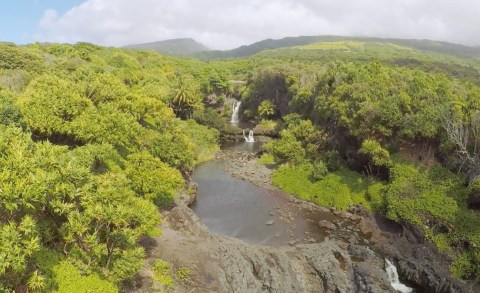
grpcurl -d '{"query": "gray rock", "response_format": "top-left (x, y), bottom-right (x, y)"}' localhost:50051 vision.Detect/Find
top-left (141, 207), bottom-right (396, 293)
top-left (318, 220), bottom-right (337, 230)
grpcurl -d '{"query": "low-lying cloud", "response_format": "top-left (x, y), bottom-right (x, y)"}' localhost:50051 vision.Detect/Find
top-left (36, 0), bottom-right (480, 49)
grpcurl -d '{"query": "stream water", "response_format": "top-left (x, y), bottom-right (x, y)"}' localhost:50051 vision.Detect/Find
top-left (191, 140), bottom-right (416, 291)
top-left (191, 141), bottom-right (363, 247)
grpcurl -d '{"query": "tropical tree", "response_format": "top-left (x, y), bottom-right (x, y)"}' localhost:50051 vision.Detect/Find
top-left (258, 99), bottom-right (276, 119)
top-left (170, 74), bottom-right (202, 119)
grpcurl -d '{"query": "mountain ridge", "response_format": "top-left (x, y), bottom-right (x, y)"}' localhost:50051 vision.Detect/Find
top-left (125, 35), bottom-right (480, 60)
top-left (123, 38), bottom-right (209, 56)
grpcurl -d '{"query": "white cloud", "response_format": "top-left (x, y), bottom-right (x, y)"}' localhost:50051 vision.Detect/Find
top-left (36, 0), bottom-right (480, 49)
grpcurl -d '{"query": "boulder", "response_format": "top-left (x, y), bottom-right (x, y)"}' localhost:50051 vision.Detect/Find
top-left (318, 220), bottom-right (337, 230)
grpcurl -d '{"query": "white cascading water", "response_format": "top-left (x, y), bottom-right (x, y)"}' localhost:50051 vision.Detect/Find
top-left (231, 101), bottom-right (241, 123)
top-left (385, 259), bottom-right (413, 293)
top-left (243, 129), bottom-right (255, 143)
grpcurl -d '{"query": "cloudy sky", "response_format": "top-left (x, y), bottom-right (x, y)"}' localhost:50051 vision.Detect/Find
top-left (1, 0), bottom-right (479, 49)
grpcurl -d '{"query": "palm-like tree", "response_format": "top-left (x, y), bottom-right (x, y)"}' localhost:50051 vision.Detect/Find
top-left (258, 99), bottom-right (276, 119)
top-left (170, 75), bottom-right (201, 119)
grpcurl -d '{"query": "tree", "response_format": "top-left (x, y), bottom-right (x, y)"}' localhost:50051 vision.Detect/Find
top-left (266, 130), bottom-right (306, 165)
top-left (61, 173), bottom-right (159, 282)
top-left (126, 151), bottom-right (183, 207)
top-left (359, 139), bottom-right (392, 167)
top-left (0, 216), bottom-right (41, 291)
top-left (17, 75), bottom-right (92, 141)
top-left (444, 113), bottom-right (480, 178)
top-left (170, 75), bottom-right (202, 119)
top-left (258, 100), bottom-right (276, 119)
top-left (0, 88), bottom-right (23, 127)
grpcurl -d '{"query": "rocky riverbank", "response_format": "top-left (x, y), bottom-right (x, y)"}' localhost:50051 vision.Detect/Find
top-left (126, 150), bottom-right (479, 293)
top-left (128, 206), bottom-right (394, 293)
top-left (219, 150), bottom-right (480, 293)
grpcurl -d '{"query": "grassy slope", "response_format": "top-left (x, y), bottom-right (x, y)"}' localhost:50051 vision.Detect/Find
top-left (124, 38), bottom-right (210, 56)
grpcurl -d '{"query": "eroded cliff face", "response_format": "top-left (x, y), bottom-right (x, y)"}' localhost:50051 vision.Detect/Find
top-left (128, 206), bottom-right (394, 293)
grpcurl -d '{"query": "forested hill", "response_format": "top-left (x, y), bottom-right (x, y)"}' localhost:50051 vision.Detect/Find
top-left (124, 38), bottom-right (209, 56)
top-left (193, 35), bottom-right (480, 60)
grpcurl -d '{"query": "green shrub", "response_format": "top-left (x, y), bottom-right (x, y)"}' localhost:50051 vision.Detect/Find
top-left (367, 182), bottom-right (387, 211)
top-left (272, 165), bottom-right (372, 211)
top-left (180, 119), bottom-right (220, 163)
top-left (450, 252), bottom-right (478, 281)
top-left (126, 151), bottom-right (183, 207)
top-left (265, 130), bottom-right (305, 165)
top-left (359, 139), bottom-right (392, 167)
top-left (312, 160), bottom-right (328, 181)
top-left (323, 150), bottom-right (344, 172)
top-left (34, 250), bottom-right (117, 293)
top-left (385, 161), bottom-right (459, 225)
top-left (175, 267), bottom-right (191, 283)
top-left (52, 261), bottom-right (118, 293)
top-left (258, 153), bottom-right (275, 165)
top-left (0, 88), bottom-right (23, 127)
top-left (152, 260), bottom-right (174, 288)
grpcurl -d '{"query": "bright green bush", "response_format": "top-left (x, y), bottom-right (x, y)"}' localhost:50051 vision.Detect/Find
top-left (385, 162), bottom-right (459, 225)
top-left (175, 267), bottom-right (191, 283)
top-left (265, 130), bottom-right (305, 165)
top-left (258, 153), bottom-right (276, 165)
top-left (358, 139), bottom-right (392, 167)
top-left (34, 250), bottom-right (117, 293)
top-left (147, 129), bottom-right (195, 171)
top-left (126, 151), bottom-right (184, 207)
top-left (180, 120), bottom-right (220, 163)
top-left (366, 182), bottom-right (387, 211)
top-left (0, 43), bottom-right (46, 73)
top-left (18, 75), bottom-right (93, 138)
top-left (0, 88), bottom-right (23, 127)
top-left (450, 252), bottom-right (478, 281)
top-left (312, 160), bottom-right (329, 181)
top-left (152, 259), bottom-right (174, 288)
top-left (272, 165), bottom-right (372, 211)
top-left (53, 261), bottom-right (117, 293)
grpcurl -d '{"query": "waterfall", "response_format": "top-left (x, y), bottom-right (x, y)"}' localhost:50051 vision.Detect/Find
top-left (243, 129), bottom-right (255, 143)
top-left (231, 101), bottom-right (241, 123)
top-left (385, 259), bottom-right (413, 293)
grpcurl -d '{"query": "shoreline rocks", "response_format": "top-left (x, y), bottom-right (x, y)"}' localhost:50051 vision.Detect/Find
top-left (128, 149), bottom-right (479, 292)
top-left (129, 206), bottom-right (395, 293)
top-left (218, 149), bottom-right (480, 293)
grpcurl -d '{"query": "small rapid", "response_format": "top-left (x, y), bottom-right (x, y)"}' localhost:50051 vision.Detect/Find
top-left (230, 101), bottom-right (241, 123)
top-left (386, 259), bottom-right (414, 293)
top-left (243, 129), bottom-right (255, 142)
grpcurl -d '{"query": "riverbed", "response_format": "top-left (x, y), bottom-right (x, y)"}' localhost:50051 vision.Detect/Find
top-left (128, 140), bottom-right (475, 293)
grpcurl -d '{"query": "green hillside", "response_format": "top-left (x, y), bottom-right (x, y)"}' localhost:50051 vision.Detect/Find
top-left (124, 38), bottom-right (210, 56)
top-left (194, 35), bottom-right (480, 60)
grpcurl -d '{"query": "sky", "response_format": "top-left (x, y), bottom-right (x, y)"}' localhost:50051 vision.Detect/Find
top-left (1, 0), bottom-right (479, 50)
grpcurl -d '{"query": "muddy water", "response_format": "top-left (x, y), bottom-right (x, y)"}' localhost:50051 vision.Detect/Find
top-left (191, 141), bottom-right (365, 247)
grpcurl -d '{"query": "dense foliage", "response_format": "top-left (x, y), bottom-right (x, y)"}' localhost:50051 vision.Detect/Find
top-left (247, 54), bottom-right (480, 282)
top-left (2, 36), bottom-right (480, 289)
top-left (0, 42), bottom-right (220, 291)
